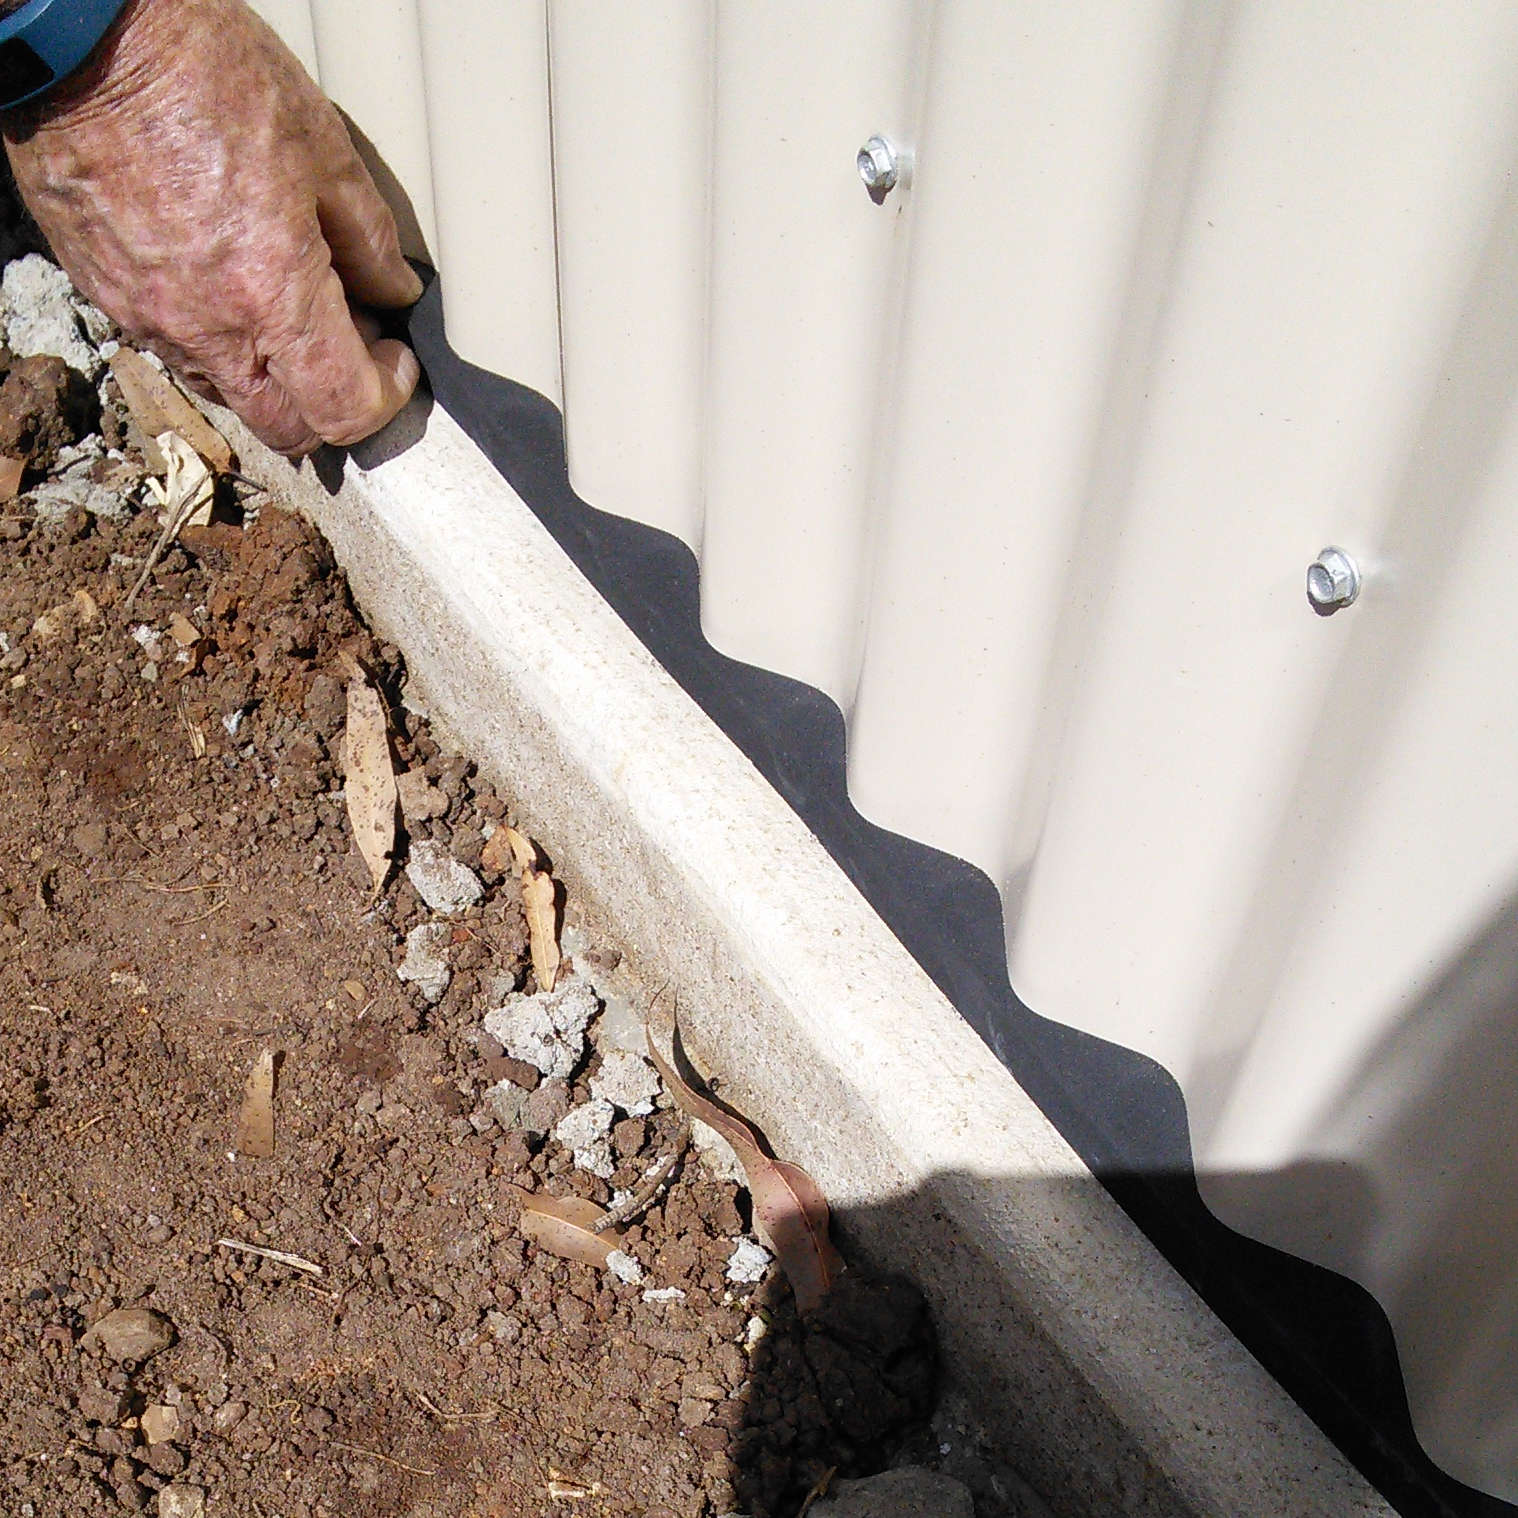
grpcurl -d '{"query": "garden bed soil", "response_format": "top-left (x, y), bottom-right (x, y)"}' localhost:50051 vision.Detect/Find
top-left (0, 321), bottom-right (957, 1518)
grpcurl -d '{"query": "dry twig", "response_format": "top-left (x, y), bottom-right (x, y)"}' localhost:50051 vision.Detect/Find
top-left (216, 1238), bottom-right (323, 1276)
top-left (330, 1440), bottom-right (436, 1477)
top-left (590, 1123), bottom-right (691, 1233)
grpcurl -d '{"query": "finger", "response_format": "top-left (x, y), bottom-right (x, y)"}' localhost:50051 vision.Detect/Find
top-left (317, 163), bottom-right (424, 309)
top-left (267, 266), bottom-right (421, 447)
top-left (215, 367), bottom-right (322, 458)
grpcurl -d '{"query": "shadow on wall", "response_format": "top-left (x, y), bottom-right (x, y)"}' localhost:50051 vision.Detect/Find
top-left (364, 277), bottom-right (1518, 1518)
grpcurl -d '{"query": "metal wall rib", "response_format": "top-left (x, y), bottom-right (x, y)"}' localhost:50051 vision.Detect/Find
top-left (249, 0), bottom-right (1518, 1500)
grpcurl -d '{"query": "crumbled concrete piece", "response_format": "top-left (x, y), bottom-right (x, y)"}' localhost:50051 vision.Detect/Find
top-left (394, 767), bottom-right (447, 823)
top-left (27, 474), bottom-right (129, 524)
top-left (641, 1286), bottom-right (686, 1303)
top-left (54, 434), bottom-right (104, 473)
top-left (809, 1468), bottom-right (975, 1518)
top-left (156, 1485), bottom-right (206, 1518)
top-left (396, 921), bottom-right (451, 1003)
top-left (725, 1238), bottom-right (772, 1286)
top-left (405, 840), bottom-right (483, 915)
top-left (482, 1078), bottom-right (529, 1129)
top-left (590, 1048), bottom-right (660, 1116)
top-left (604, 1250), bottom-right (644, 1285)
top-left (554, 1097), bottom-right (616, 1178)
top-left (692, 1119), bottom-right (746, 1186)
top-left (518, 1078), bottom-right (571, 1138)
top-left (482, 977), bottom-right (599, 1080)
top-left (140, 1404), bottom-right (181, 1444)
top-left (83, 1307), bottom-right (175, 1364)
top-left (1, 255), bottom-right (109, 376)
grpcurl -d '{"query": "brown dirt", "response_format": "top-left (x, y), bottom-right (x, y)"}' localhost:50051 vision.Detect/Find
top-left (0, 332), bottom-right (941, 1516)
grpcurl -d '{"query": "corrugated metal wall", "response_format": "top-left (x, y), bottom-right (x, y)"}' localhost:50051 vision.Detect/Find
top-left (250, 0), bottom-right (1518, 1501)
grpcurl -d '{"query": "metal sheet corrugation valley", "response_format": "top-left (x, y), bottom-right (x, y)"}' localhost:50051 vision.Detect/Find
top-left (248, 0), bottom-right (1518, 1497)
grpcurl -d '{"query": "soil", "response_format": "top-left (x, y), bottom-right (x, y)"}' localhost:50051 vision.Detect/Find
top-left (0, 271), bottom-right (950, 1517)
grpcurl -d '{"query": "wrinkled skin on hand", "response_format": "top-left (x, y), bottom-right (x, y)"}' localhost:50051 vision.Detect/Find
top-left (4, 0), bottom-right (422, 455)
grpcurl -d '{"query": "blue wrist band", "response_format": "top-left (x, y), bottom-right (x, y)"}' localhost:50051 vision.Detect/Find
top-left (0, 0), bottom-right (130, 110)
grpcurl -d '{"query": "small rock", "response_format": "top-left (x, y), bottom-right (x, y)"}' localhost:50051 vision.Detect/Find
top-left (157, 1485), bottom-right (207, 1518)
top-left (482, 1079), bottom-right (529, 1130)
top-left (77, 1385), bottom-right (129, 1424)
top-left (641, 1286), bottom-right (685, 1303)
top-left (146, 1443), bottom-right (187, 1477)
top-left (677, 1397), bottom-right (713, 1428)
top-left (395, 921), bottom-right (451, 1003)
top-left (553, 1098), bottom-right (616, 1178)
top-left (518, 1079), bottom-right (571, 1138)
top-left (725, 1239), bottom-right (772, 1286)
top-left (482, 977), bottom-right (599, 1080)
top-left (140, 1404), bottom-right (181, 1444)
top-left (394, 767), bottom-right (448, 823)
top-left (83, 1307), bottom-right (175, 1364)
top-left (209, 1401), bottom-right (246, 1436)
top-left (484, 1310), bottom-right (522, 1344)
top-left (589, 1048), bottom-right (660, 1116)
top-left (809, 1468), bottom-right (975, 1518)
top-left (692, 1119), bottom-right (746, 1186)
top-left (404, 840), bottom-right (483, 915)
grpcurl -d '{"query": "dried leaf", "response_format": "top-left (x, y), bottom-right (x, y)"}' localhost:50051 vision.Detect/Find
top-left (148, 432), bottom-right (215, 529)
top-left (481, 823), bottom-right (535, 877)
top-left (125, 432), bottom-right (217, 616)
top-left (341, 659), bottom-right (395, 896)
top-left (507, 1184), bottom-right (623, 1269)
top-left (521, 866), bottom-right (560, 992)
top-left (109, 347), bottom-right (233, 474)
top-left (235, 1048), bottom-right (276, 1158)
top-left (0, 454), bottom-right (23, 501)
top-left (647, 1008), bottom-right (842, 1314)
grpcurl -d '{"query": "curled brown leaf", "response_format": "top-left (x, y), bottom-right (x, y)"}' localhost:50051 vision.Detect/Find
top-left (646, 1005), bottom-right (842, 1313)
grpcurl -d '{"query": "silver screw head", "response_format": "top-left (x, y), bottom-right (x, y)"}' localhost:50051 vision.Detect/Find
top-left (1306, 546), bottom-right (1361, 614)
top-left (857, 134), bottom-right (899, 199)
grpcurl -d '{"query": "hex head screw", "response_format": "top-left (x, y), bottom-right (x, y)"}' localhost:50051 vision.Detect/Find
top-left (857, 134), bottom-right (900, 202)
top-left (1306, 546), bottom-right (1361, 615)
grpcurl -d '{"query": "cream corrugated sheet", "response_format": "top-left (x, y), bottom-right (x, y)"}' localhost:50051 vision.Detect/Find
top-left (250, 0), bottom-right (1518, 1498)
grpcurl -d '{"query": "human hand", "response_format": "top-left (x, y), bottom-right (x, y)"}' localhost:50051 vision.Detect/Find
top-left (3, 0), bottom-right (423, 456)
